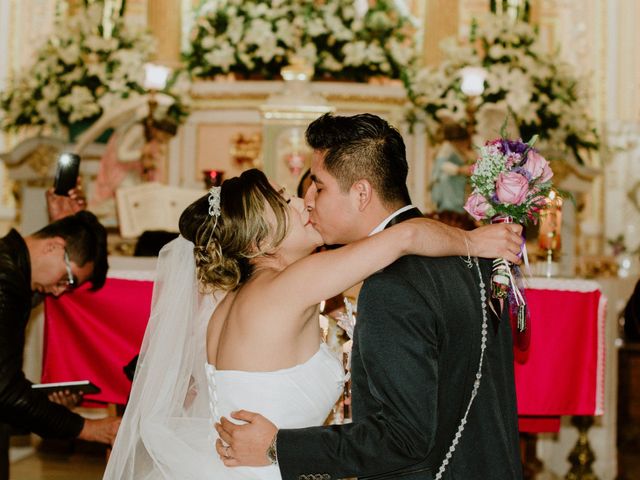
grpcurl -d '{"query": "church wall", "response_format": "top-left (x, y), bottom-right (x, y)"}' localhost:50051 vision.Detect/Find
top-left (602, 0), bottom-right (640, 258)
top-left (0, 0), bottom-right (10, 153)
top-left (422, 0), bottom-right (460, 66)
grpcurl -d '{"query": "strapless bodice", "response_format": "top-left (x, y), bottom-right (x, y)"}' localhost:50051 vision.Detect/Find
top-left (205, 343), bottom-right (345, 429)
top-left (199, 343), bottom-right (344, 479)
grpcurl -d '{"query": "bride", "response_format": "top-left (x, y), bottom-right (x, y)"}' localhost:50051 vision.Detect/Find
top-left (104, 168), bottom-right (520, 479)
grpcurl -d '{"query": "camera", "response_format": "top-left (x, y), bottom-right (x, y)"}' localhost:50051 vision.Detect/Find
top-left (53, 153), bottom-right (81, 196)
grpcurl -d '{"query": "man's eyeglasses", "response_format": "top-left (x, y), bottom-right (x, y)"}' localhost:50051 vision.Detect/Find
top-left (62, 249), bottom-right (76, 289)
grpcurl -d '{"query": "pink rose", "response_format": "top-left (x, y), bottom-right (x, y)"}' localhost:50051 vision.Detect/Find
top-left (496, 171), bottom-right (529, 205)
top-left (464, 193), bottom-right (492, 221)
top-left (523, 150), bottom-right (553, 183)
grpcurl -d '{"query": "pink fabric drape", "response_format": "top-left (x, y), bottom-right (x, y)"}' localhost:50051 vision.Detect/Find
top-left (516, 287), bottom-right (605, 432)
top-left (42, 279), bottom-right (152, 405)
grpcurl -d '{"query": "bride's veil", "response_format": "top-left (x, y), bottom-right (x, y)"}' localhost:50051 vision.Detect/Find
top-left (104, 236), bottom-right (220, 479)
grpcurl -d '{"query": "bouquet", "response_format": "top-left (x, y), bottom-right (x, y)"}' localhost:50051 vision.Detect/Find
top-left (464, 135), bottom-right (554, 336)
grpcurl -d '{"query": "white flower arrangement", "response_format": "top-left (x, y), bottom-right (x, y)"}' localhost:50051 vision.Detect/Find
top-left (0, 5), bottom-right (190, 137)
top-left (185, 0), bottom-right (417, 82)
top-left (404, 14), bottom-right (599, 164)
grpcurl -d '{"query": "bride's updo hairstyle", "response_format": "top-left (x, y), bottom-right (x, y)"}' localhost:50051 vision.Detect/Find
top-left (179, 168), bottom-right (289, 292)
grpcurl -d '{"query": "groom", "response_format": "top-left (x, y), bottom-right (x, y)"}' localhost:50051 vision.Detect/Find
top-left (216, 113), bottom-right (523, 479)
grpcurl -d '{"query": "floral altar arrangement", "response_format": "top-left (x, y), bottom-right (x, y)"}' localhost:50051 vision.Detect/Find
top-left (184, 0), bottom-right (417, 82)
top-left (464, 134), bottom-right (554, 338)
top-left (404, 13), bottom-right (599, 165)
top-left (0, 4), bottom-right (190, 139)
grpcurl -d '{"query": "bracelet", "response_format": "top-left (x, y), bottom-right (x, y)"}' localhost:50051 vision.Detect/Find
top-left (461, 232), bottom-right (473, 269)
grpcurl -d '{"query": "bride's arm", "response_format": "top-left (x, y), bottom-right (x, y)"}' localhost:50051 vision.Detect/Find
top-left (272, 219), bottom-right (521, 310)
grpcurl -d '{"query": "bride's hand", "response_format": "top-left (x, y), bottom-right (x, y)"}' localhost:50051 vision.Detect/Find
top-left (467, 223), bottom-right (523, 264)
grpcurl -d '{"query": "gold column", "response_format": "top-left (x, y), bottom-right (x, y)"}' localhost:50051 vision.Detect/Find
top-left (565, 416), bottom-right (598, 480)
top-left (528, 0), bottom-right (541, 24)
top-left (147, 0), bottom-right (182, 67)
top-left (65, 0), bottom-right (83, 16)
top-left (617, 0), bottom-right (640, 123)
top-left (422, 0), bottom-right (460, 66)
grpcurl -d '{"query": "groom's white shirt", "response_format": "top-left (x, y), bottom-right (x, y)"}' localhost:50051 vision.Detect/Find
top-left (368, 204), bottom-right (416, 236)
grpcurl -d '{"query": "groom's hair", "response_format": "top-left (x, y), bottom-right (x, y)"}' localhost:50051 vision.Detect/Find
top-left (305, 113), bottom-right (411, 208)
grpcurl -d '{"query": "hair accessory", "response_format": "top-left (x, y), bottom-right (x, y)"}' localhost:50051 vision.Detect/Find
top-left (208, 186), bottom-right (221, 218)
top-left (461, 233), bottom-right (473, 269)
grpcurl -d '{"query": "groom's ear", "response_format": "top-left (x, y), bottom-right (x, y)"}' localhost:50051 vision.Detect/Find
top-left (352, 179), bottom-right (373, 211)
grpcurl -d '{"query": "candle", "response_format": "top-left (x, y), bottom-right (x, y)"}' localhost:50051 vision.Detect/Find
top-left (538, 190), bottom-right (563, 252)
top-left (203, 169), bottom-right (225, 189)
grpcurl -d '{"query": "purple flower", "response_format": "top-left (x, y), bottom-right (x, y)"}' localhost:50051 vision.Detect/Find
top-left (500, 139), bottom-right (528, 156)
top-left (512, 166), bottom-right (533, 181)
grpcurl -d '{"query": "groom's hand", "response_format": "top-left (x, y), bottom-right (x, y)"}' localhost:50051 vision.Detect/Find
top-left (215, 410), bottom-right (277, 467)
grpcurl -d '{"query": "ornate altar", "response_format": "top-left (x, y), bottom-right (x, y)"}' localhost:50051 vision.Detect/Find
top-left (174, 80), bottom-right (428, 209)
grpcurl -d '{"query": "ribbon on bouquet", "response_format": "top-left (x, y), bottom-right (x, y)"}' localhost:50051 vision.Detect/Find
top-left (490, 216), bottom-right (531, 351)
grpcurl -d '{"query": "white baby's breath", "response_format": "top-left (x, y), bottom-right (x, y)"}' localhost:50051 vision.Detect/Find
top-left (184, 0), bottom-right (417, 82)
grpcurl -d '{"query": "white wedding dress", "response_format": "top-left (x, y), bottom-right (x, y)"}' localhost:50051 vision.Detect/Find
top-left (203, 344), bottom-right (344, 479)
top-left (104, 237), bottom-right (344, 480)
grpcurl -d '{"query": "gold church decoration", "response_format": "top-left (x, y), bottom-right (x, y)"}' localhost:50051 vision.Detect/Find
top-left (538, 189), bottom-right (563, 277)
top-left (230, 133), bottom-right (262, 168)
top-left (566, 416), bottom-right (598, 480)
top-left (1, 141), bottom-right (62, 177)
top-left (146, 0), bottom-right (182, 66)
top-left (23, 145), bottom-right (60, 178)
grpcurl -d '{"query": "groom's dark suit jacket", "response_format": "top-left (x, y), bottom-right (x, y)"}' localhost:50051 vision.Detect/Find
top-left (277, 209), bottom-right (522, 480)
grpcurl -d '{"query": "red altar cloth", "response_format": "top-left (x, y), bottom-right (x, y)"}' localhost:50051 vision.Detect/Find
top-left (43, 268), bottom-right (605, 431)
top-left (516, 278), bottom-right (606, 432)
top-left (42, 258), bottom-right (156, 405)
